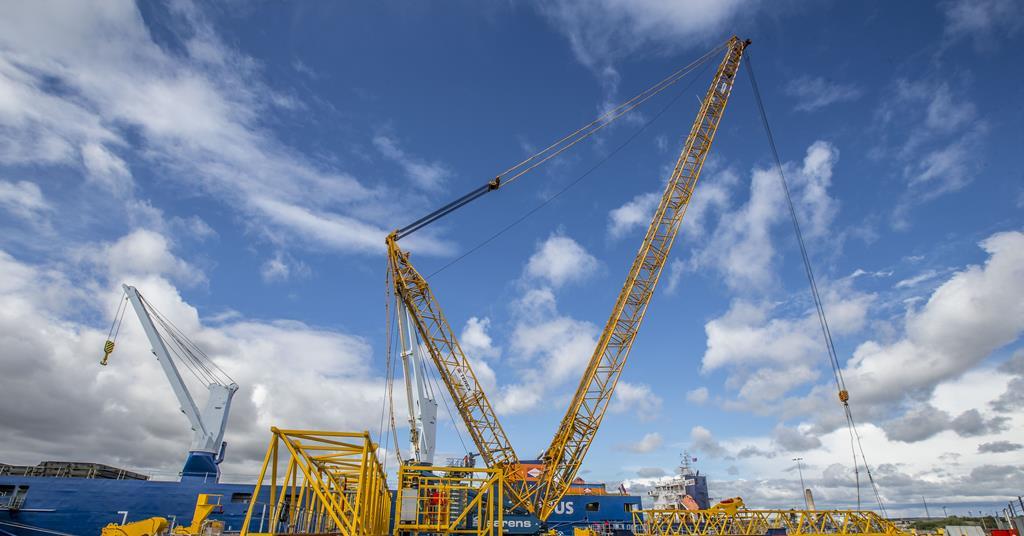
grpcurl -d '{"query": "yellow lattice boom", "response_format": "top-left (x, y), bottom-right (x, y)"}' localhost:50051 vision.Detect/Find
top-left (393, 465), bottom-right (504, 536)
top-left (240, 428), bottom-right (391, 536)
top-left (632, 508), bottom-right (908, 536)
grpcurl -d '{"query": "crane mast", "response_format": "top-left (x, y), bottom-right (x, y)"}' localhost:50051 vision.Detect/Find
top-left (384, 35), bottom-right (748, 520)
top-left (535, 36), bottom-right (749, 519)
top-left (387, 240), bottom-right (535, 510)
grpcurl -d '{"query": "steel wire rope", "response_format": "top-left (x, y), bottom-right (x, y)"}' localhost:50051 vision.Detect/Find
top-left (140, 294), bottom-right (235, 386)
top-left (425, 57), bottom-right (714, 279)
top-left (744, 53), bottom-right (886, 515)
top-left (106, 293), bottom-right (129, 342)
top-left (395, 41), bottom-right (727, 240)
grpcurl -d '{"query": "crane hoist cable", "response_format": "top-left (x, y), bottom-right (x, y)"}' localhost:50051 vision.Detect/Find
top-left (393, 41), bottom-right (727, 241)
top-left (426, 56), bottom-right (716, 279)
top-left (743, 53), bottom-right (886, 515)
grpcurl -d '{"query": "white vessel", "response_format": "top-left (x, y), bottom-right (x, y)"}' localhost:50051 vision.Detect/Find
top-left (648, 452), bottom-right (710, 510)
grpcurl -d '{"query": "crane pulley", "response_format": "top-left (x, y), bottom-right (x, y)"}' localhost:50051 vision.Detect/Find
top-left (386, 36), bottom-right (749, 519)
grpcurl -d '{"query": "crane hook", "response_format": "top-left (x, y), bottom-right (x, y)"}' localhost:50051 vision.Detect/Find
top-left (100, 339), bottom-right (115, 366)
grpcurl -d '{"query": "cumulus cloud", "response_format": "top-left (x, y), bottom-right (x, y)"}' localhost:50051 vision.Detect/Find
top-left (686, 387), bottom-right (709, 405)
top-left (460, 316), bottom-right (500, 360)
top-left (977, 441), bottom-right (1022, 453)
top-left (689, 426), bottom-right (728, 458)
top-left (525, 232), bottom-right (600, 288)
top-left (624, 432), bottom-right (663, 453)
top-left (772, 424), bottom-right (822, 452)
top-left (636, 466), bottom-right (666, 478)
top-left (842, 231), bottom-right (1024, 406)
top-left (0, 230), bottom-right (387, 478)
top-left (611, 381), bottom-right (663, 421)
top-left (700, 280), bottom-right (873, 405)
top-left (691, 141), bottom-right (839, 290)
top-left (785, 76), bottom-right (863, 112)
top-left (608, 192), bottom-right (659, 239)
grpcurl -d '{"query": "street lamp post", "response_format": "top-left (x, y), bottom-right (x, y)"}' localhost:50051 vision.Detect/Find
top-left (793, 457), bottom-right (808, 510)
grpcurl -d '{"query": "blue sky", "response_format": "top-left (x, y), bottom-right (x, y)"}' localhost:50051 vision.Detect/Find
top-left (1, 0), bottom-right (1022, 517)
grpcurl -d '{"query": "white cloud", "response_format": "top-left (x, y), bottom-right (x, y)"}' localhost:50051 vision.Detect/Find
top-left (611, 381), bottom-right (663, 421)
top-left (686, 387), bottom-right (709, 405)
top-left (895, 269), bottom-right (939, 289)
top-left (79, 228), bottom-right (205, 287)
top-left (460, 316), bottom-right (500, 360)
top-left (260, 252), bottom-right (310, 283)
top-left (785, 76), bottom-right (863, 112)
top-left (373, 134), bottom-right (450, 191)
top-left (772, 424), bottom-right (822, 452)
top-left (608, 192), bottom-right (659, 239)
top-left (536, 1), bottom-right (756, 75)
top-left (624, 431), bottom-right (663, 454)
top-left (689, 425), bottom-right (728, 458)
top-left (0, 180), bottom-right (50, 220)
top-left (0, 3), bottom-right (451, 258)
top-left (842, 231), bottom-right (1024, 406)
top-left (701, 281), bottom-right (873, 404)
top-left (0, 229), bottom-right (387, 477)
top-left (525, 232), bottom-right (599, 288)
top-left (691, 141), bottom-right (839, 290)
top-left (941, 0), bottom-right (1022, 50)
top-left (81, 142), bottom-right (132, 196)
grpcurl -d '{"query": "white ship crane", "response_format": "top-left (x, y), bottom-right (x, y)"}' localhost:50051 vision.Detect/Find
top-left (103, 284), bottom-right (239, 481)
top-left (395, 299), bottom-right (439, 465)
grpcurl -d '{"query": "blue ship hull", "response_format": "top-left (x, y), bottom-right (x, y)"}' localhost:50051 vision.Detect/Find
top-left (0, 474), bottom-right (640, 535)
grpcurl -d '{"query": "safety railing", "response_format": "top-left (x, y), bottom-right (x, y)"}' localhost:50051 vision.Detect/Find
top-left (240, 428), bottom-right (391, 536)
top-left (394, 465), bottom-right (504, 536)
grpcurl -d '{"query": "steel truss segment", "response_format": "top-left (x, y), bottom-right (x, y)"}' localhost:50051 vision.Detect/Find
top-left (632, 508), bottom-right (906, 536)
top-left (387, 238), bottom-right (537, 513)
top-left (240, 428), bottom-right (391, 536)
top-left (537, 36), bottom-right (749, 520)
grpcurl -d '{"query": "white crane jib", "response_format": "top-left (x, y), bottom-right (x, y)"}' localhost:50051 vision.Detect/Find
top-left (396, 299), bottom-right (438, 465)
top-left (121, 284), bottom-right (238, 479)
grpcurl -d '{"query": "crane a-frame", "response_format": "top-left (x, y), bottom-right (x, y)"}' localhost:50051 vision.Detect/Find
top-left (387, 35), bottom-right (749, 519)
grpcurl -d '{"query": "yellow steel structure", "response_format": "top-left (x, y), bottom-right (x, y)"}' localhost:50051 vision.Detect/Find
top-left (100, 517), bottom-right (168, 536)
top-left (387, 239), bottom-right (531, 511)
top-left (632, 507), bottom-right (907, 536)
top-left (386, 36), bottom-right (749, 519)
top-left (240, 428), bottom-right (391, 536)
top-left (535, 35), bottom-right (748, 519)
top-left (393, 465), bottom-right (504, 536)
top-left (171, 494), bottom-right (224, 535)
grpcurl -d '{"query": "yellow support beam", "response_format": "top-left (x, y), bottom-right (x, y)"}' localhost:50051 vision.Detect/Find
top-left (632, 508), bottom-right (908, 536)
top-left (240, 428), bottom-right (391, 536)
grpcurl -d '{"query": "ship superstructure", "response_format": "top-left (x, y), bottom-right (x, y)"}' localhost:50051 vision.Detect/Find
top-left (648, 453), bottom-right (710, 511)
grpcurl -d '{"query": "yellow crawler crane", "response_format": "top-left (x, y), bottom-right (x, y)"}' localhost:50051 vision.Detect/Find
top-left (239, 428), bottom-right (391, 536)
top-left (632, 499), bottom-right (908, 536)
top-left (387, 36), bottom-right (750, 520)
